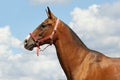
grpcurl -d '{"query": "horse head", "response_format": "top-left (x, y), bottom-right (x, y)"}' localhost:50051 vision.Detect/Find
top-left (24, 7), bottom-right (60, 51)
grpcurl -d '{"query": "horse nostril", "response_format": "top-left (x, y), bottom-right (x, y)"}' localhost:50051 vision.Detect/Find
top-left (24, 39), bottom-right (28, 45)
top-left (25, 39), bottom-right (27, 42)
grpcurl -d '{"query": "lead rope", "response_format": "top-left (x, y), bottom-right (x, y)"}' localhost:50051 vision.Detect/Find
top-left (36, 44), bottom-right (52, 56)
top-left (36, 46), bottom-right (40, 56)
top-left (33, 19), bottom-right (60, 56)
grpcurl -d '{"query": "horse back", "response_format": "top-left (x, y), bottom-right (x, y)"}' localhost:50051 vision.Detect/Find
top-left (99, 53), bottom-right (120, 80)
top-left (75, 50), bottom-right (120, 80)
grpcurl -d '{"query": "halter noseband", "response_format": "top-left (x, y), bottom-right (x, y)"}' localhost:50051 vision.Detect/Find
top-left (30, 19), bottom-right (60, 56)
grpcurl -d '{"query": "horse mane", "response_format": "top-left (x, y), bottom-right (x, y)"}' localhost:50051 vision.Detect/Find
top-left (62, 21), bottom-right (88, 49)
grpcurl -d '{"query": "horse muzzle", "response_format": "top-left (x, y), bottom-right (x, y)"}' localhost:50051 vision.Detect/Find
top-left (24, 39), bottom-right (36, 51)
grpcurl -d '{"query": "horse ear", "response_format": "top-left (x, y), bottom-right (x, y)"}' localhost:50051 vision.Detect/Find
top-left (46, 6), bottom-right (55, 19)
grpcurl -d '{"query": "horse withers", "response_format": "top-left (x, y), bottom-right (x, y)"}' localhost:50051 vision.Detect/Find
top-left (24, 7), bottom-right (120, 80)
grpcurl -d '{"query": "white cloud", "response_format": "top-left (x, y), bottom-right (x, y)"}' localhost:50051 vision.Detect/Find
top-left (100, 0), bottom-right (120, 19)
top-left (0, 26), bottom-right (21, 48)
top-left (69, 3), bottom-right (120, 57)
top-left (29, 0), bottom-right (71, 5)
top-left (0, 26), bottom-right (21, 56)
top-left (0, 26), bottom-right (65, 80)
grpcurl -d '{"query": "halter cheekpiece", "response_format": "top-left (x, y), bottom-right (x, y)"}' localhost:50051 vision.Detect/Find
top-left (30, 19), bottom-right (60, 56)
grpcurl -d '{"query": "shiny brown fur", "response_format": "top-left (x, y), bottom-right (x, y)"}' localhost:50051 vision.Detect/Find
top-left (24, 7), bottom-right (120, 80)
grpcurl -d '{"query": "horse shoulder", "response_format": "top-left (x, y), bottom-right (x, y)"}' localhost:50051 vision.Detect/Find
top-left (74, 50), bottom-right (104, 80)
top-left (100, 57), bottom-right (120, 80)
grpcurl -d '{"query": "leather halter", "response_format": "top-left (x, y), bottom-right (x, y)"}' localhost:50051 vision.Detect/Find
top-left (30, 19), bottom-right (60, 56)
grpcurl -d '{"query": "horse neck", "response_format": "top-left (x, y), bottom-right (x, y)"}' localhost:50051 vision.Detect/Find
top-left (54, 21), bottom-right (89, 79)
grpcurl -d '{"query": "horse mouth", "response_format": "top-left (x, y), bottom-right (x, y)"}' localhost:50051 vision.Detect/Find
top-left (24, 43), bottom-right (35, 51)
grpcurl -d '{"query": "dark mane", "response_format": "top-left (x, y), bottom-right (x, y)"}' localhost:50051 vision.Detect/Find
top-left (63, 22), bottom-right (87, 49)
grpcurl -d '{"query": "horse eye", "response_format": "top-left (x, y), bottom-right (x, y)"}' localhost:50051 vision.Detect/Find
top-left (41, 24), bottom-right (46, 28)
top-left (41, 24), bottom-right (51, 29)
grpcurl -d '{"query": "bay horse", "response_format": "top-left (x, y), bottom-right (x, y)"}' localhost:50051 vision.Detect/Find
top-left (24, 7), bottom-right (120, 80)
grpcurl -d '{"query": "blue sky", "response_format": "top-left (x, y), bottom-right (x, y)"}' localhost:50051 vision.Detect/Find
top-left (0, 0), bottom-right (116, 40)
top-left (0, 0), bottom-right (120, 80)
